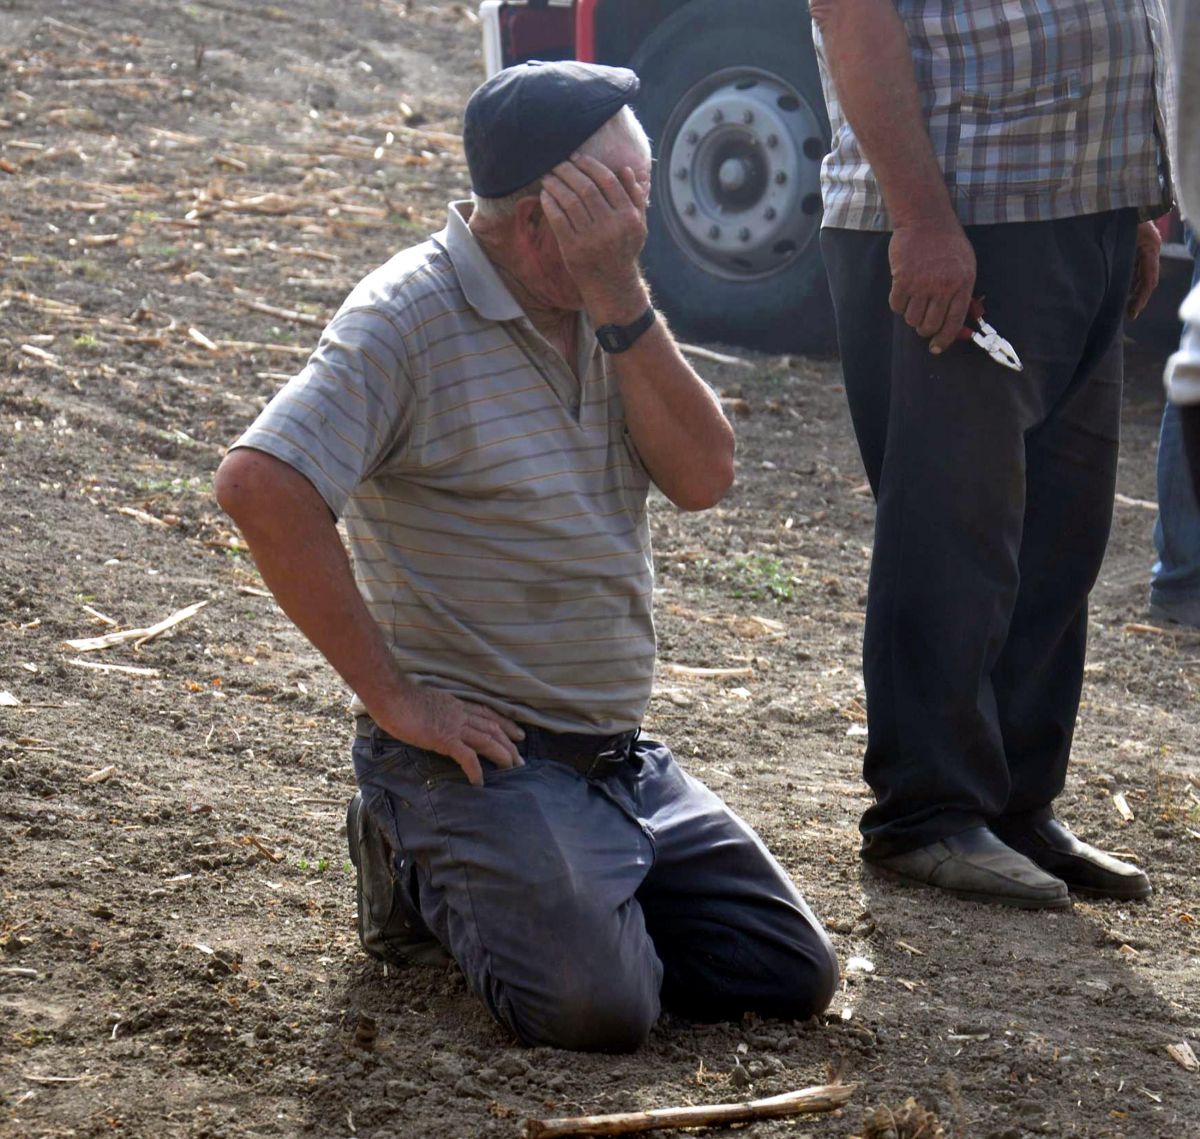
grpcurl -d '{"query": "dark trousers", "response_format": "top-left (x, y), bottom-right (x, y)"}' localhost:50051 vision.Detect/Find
top-left (353, 731), bottom-right (838, 1051)
top-left (821, 211), bottom-right (1137, 859)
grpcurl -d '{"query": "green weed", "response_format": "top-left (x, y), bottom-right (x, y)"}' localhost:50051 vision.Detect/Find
top-left (726, 553), bottom-right (797, 602)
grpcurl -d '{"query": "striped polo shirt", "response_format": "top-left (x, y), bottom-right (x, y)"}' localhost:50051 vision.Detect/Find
top-left (814, 0), bottom-right (1177, 230)
top-left (233, 203), bottom-right (655, 734)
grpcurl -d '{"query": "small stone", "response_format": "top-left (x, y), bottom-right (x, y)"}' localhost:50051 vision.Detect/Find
top-left (429, 1056), bottom-right (464, 1083)
top-left (764, 701), bottom-right (801, 724)
top-left (1015, 1097), bottom-right (1044, 1120)
top-left (452, 1075), bottom-right (485, 1098)
top-left (305, 80), bottom-right (337, 110)
top-left (495, 1054), bottom-right (530, 1079)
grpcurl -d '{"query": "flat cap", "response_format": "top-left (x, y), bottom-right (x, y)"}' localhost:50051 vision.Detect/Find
top-left (464, 60), bottom-right (640, 198)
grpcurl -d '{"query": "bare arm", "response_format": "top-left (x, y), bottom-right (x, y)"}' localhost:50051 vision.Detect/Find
top-left (812, 0), bottom-right (975, 351)
top-left (541, 156), bottom-right (735, 510)
top-left (213, 448), bottom-right (522, 785)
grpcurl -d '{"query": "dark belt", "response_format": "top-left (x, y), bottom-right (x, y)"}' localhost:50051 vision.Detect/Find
top-left (355, 716), bottom-right (639, 778)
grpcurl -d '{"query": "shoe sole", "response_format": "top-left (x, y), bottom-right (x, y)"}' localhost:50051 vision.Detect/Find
top-left (346, 793), bottom-right (451, 968)
top-left (1064, 882), bottom-right (1152, 902)
top-left (863, 860), bottom-right (1072, 911)
top-left (346, 793), bottom-right (363, 869)
top-left (346, 794), bottom-right (375, 958)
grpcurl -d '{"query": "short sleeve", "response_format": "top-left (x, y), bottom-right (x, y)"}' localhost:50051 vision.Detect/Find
top-left (231, 306), bottom-right (415, 517)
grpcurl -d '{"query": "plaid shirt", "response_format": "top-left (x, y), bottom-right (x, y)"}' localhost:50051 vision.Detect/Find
top-left (815, 0), bottom-right (1177, 230)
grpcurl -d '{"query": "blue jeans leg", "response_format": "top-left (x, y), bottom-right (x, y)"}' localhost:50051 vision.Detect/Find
top-left (1150, 237), bottom-right (1200, 616)
top-left (610, 741), bottom-right (838, 1022)
top-left (1151, 400), bottom-right (1200, 606)
top-left (353, 737), bottom-right (662, 1053)
top-left (352, 733), bottom-right (835, 1050)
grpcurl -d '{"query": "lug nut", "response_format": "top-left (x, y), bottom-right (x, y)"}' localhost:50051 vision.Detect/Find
top-left (766, 134), bottom-right (779, 148)
top-left (738, 227), bottom-right (751, 241)
top-left (708, 225), bottom-right (721, 240)
top-left (676, 167), bottom-right (688, 179)
top-left (774, 170), bottom-right (788, 184)
top-left (684, 202), bottom-right (697, 216)
top-left (685, 130), bottom-right (698, 144)
top-left (764, 207), bottom-right (777, 220)
top-left (712, 110), bottom-right (724, 124)
top-left (743, 110), bottom-right (754, 124)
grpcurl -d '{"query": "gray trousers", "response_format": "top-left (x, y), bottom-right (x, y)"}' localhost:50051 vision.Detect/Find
top-left (352, 730), bottom-right (838, 1052)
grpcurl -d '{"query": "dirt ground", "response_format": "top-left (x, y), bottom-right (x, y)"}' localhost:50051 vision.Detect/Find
top-left (1, 3), bottom-right (1197, 1137)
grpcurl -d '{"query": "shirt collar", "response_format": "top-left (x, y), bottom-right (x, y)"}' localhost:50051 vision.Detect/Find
top-left (436, 201), bottom-right (526, 323)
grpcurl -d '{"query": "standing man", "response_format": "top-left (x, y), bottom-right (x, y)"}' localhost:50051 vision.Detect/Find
top-left (215, 62), bottom-right (837, 1052)
top-left (811, 1), bottom-right (1174, 907)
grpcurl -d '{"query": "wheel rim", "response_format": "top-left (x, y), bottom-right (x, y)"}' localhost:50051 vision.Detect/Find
top-left (658, 66), bottom-right (825, 281)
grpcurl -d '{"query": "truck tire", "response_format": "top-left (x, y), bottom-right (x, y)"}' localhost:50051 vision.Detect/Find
top-left (629, 0), bottom-right (835, 354)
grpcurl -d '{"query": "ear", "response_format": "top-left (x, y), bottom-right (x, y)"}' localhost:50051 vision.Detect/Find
top-left (513, 194), bottom-right (543, 240)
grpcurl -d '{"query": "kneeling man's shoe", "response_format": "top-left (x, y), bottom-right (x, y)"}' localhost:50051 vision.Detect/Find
top-left (346, 792), bottom-right (450, 966)
top-left (991, 815), bottom-right (1151, 901)
top-left (863, 826), bottom-right (1070, 910)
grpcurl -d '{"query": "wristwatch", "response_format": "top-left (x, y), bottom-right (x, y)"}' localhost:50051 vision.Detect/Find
top-left (595, 306), bottom-right (656, 354)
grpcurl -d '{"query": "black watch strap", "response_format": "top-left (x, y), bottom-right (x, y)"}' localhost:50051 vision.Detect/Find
top-left (595, 306), bottom-right (656, 354)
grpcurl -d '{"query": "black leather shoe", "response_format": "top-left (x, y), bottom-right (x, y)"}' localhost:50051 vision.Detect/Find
top-left (346, 792), bottom-right (450, 966)
top-left (990, 815), bottom-right (1151, 901)
top-left (863, 825), bottom-right (1071, 910)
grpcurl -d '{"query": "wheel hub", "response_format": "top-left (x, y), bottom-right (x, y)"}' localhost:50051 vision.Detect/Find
top-left (717, 157), bottom-right (751, 193)
top-left (663, 70), bottom-right (825, 280)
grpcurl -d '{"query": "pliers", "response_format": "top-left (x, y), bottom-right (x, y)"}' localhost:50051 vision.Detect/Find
top-left (958, 296), bottom-right (1023, 372)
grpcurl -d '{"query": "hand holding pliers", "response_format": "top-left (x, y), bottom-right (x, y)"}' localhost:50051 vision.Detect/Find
top-left (957, 296), bottom-right (1023, 372)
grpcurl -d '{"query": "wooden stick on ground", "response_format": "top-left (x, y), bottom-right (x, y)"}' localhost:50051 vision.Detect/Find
top-left (523, 1083), bottom-right (856, 1138)
top-left (62, 600), bottom-right (209, 653)
top-left (678, 342), bottom-right (756, 370)
top-left (66, 658), bottom-right (162, 678)
top-left (661, 663), bottom-right (754, 679)
top-left (237, 297), bottom-right (326, 328)
top-left (1114, 492), bottom-right (1158, 512)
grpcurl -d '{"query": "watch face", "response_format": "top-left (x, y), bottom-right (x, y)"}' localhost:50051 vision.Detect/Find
top-left (596, 307), bottom-right (654, 353)
top-left (597, 326), bottom-right (625, 353)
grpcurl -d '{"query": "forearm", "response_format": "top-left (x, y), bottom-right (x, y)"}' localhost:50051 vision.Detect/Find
top-left (812, 0), bottom-right (954, 227)
top-left (214, 450), bottom-right (410, 715)
top-left (613, 321), bottom-right (735, 510)
top-left (591, 283), bottom-right (734, 510)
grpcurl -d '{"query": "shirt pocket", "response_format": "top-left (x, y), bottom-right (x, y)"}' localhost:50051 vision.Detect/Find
top-left (953, 74), bottom-right (1081, 197)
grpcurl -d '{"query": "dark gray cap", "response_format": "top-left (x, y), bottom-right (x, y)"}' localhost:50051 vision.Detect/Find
top-left (464, 60), bottom-right (640, 198)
